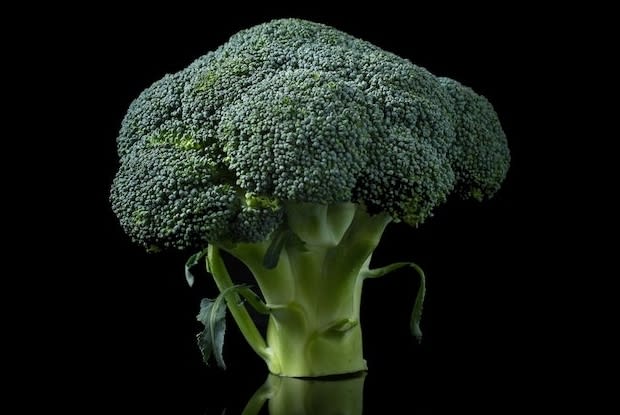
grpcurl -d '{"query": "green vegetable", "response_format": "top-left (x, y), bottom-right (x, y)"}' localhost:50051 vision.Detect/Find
top-left (110, 18), bottom-right (510, 377)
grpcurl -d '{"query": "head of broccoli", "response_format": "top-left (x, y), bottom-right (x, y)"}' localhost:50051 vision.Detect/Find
top-left (110, 18), bottom-right (509, 377)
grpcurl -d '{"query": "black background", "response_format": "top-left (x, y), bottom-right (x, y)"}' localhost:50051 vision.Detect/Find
top-left (31, 5), bottom-right (571, 413)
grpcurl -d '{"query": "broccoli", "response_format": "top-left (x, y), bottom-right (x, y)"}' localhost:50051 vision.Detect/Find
top-left (110, 18), bottom-right (510, 377)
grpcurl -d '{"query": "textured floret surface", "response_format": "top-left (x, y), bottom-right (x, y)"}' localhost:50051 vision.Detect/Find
top-left (111, 18), bottom-right (510, 250)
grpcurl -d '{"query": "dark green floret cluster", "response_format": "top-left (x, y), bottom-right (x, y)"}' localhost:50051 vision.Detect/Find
top-left (111, 18), bottom-right (508, 250)
top-left (110, 18), bottom-right (509, 377)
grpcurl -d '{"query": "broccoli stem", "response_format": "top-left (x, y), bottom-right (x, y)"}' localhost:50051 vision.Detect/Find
top-left (220, 203), bottom-right (392, 377)
top-left (206, 245), bottom-right (280, 373)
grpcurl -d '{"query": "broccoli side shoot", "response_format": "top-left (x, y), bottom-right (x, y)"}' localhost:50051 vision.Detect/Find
top-left (110, 18), bottom-right (510, 377)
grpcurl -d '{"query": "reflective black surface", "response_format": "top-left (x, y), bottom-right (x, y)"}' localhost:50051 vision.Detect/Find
top-left (241, 373), bottom-right (366, 414)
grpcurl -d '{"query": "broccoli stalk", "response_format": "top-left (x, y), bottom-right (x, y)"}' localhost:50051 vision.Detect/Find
top-left (197, 203), bottom-right (425, 377)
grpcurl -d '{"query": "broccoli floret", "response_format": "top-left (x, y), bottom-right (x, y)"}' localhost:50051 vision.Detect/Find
top-left (110, 18), bottom-right (509, 377)
top-left (440, 77), bottom-right (511, 200)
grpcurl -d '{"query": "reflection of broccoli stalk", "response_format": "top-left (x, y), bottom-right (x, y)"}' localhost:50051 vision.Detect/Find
top-left (244, 374), bottom-right (366, 415)
top-left (111, 18), bottom-right (510, 377)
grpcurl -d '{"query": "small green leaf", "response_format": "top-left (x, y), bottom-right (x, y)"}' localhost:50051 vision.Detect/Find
top-left (185, 247), bottom-right (208, 287)
top-left (263, 227), bottom-right (307, 269)
top-left (323, 318), bottom-right (358, 337)
top-left (409, 263), bottom-right (426, 343)
top-left (263, 227), bottom-right (289, 269)
top-left (319, 318), bottom-right (359, 341)
top-left (196, 296), bottom-right (227, 369)
top-left (196, 285), bottom-right (270, 369)
top-left (286, 230), bottom-right (307, 252)
top-left (363, 261), bottom-right (426, 343)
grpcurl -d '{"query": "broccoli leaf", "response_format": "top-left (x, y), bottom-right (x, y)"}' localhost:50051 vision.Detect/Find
top-left (363, 261), bottom-right (426, 342)
top-left (196, 296), bottom-right (227, 369)
top-left (196, 284), bottom-right (270, 368)
top-left (263, 227), bottom-right (288, 269)
top-left (185, 247), bottom-right (209, 287)
top-left (263, 227), bottom-right (307, 269)
top-left (321, 318), bottom-right (359, 340)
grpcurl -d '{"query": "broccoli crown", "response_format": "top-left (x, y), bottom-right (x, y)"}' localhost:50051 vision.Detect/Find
top-left (111, 18), bottom-right (510, 250)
